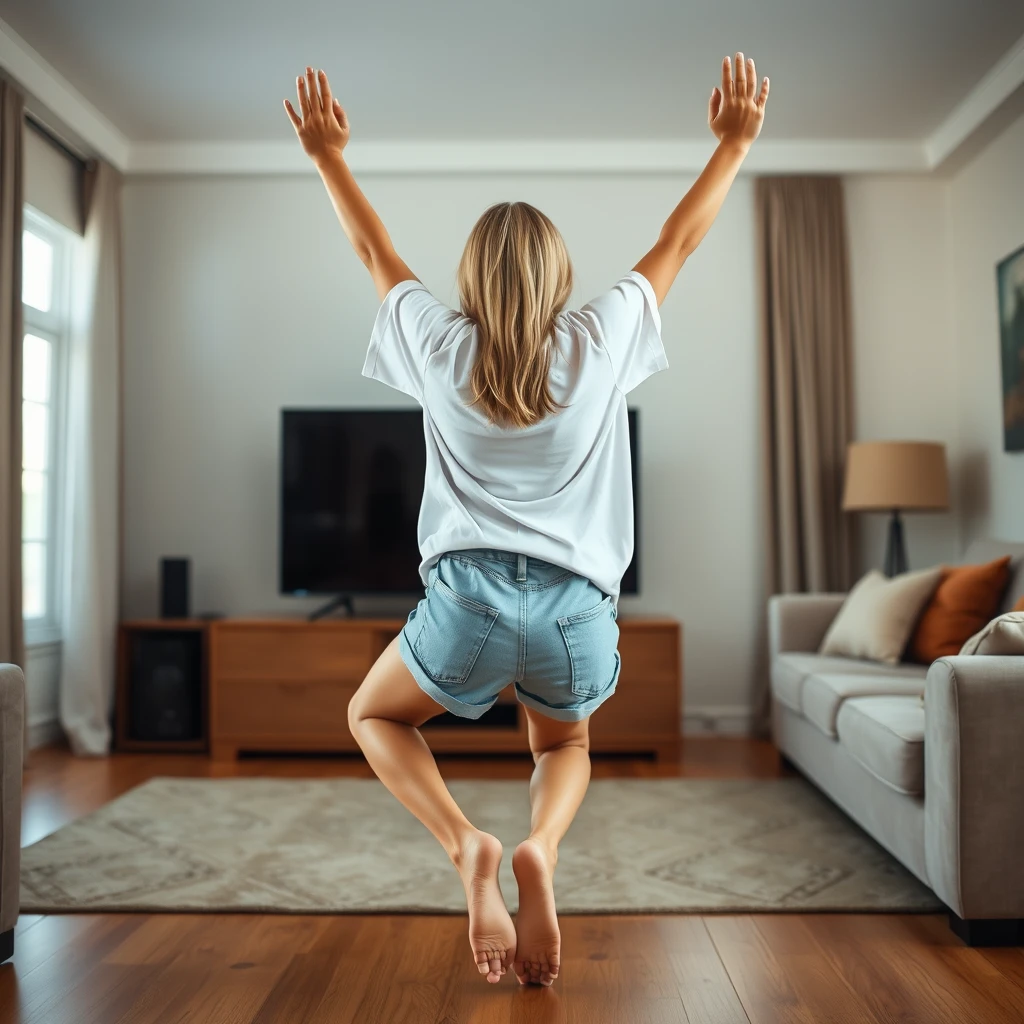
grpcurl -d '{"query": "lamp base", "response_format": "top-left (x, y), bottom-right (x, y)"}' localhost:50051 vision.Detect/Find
top-left (883, 510), bottom-right (908, 577)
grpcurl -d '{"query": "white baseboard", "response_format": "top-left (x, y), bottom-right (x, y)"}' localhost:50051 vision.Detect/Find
top-left (682, 705), bottom-right (756, 737)
top-left (28, 714), bottom-right (63, 750)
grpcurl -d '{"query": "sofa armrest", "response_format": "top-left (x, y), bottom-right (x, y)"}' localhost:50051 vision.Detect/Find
top-left (0, 664), bottom-right (24, 941)
top-left (924, 656), bottom-right (1024, 919)
top-left (767, 593), bottom-right (846, 657)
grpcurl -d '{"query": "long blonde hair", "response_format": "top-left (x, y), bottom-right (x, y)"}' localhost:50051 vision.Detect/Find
top-left (457, 202), bottom-right (573, 429)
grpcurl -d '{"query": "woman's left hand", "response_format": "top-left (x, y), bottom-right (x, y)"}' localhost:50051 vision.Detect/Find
top-left (284, 67), bottom-right (350, 165)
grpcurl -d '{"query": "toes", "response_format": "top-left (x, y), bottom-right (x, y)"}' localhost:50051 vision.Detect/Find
top-left (475, 949), bottom-right (507, 983)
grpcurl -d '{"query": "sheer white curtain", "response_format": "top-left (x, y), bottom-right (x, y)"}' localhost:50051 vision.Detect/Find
top-left (58, 160), bottom-right (122, 755)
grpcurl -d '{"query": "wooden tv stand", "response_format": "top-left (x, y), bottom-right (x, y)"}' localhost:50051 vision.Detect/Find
top-left (208, 616), bottom-right (681, 762)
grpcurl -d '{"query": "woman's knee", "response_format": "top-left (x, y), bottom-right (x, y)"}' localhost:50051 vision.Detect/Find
top-left (526, 710), bottom-right (590, 758)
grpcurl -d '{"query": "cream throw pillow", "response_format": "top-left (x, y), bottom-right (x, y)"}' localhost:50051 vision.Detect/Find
top-left (820, 567), bottom-right (943, 665)
top-left (959, 612), bottom-right (1024, 655)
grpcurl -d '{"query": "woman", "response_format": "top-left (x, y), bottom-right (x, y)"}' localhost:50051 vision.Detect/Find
top-left (284, 56), bottom-right (769, 986)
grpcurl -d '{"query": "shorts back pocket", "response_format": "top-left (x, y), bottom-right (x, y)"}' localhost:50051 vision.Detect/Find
top-left (412, 572), bottom-right (499, 685)
top-left (558, 595), bottom-right (620, 699)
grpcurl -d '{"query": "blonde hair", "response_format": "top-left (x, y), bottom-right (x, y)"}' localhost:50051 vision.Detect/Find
top-left (457, 202), bottom-right (573, 429)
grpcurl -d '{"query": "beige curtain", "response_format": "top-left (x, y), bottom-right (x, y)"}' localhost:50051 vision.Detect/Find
top-left (755, 176), bottom-right (857, 731)
top-left (58, 160), bottom-right (123, 755)
top-left (0, 82), bottom-right (25, 673)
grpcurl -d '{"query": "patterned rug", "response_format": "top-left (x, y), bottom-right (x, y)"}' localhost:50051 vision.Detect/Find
top-left (20, 776), bottom-right (941, 914)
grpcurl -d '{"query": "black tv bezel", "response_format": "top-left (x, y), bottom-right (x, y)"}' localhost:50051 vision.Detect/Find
top-left (279, 406), bottom-right (640, 598)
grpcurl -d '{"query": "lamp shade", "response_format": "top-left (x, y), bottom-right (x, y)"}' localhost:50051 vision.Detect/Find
top-left (842, 441), bottom-right (949, 512)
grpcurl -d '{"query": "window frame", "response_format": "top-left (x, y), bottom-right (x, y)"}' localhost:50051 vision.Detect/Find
top-left (22, 205), bottom-right (73, 648)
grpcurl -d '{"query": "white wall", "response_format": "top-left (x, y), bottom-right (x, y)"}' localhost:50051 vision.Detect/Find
top-left (948, 113), bottom-right (1024, 546)
top-left (845, 177), bottom-right (961, 572)
top-left (122, 173), bottom-right (764, 730)
top-left (120, 130), bottom-right (1023, 735)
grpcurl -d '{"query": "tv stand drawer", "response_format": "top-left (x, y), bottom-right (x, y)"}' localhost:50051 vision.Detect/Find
top-left (215, 678), bottom-right (359, 744)
top-left (213, 623), bottom-right (377, 682)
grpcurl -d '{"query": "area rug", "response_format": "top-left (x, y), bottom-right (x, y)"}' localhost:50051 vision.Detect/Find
top-left (20, 777), bottom-right (941, 914)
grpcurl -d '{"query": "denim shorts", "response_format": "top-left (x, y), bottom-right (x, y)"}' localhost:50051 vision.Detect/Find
top-left (398, 549), bottom-right (620, 722)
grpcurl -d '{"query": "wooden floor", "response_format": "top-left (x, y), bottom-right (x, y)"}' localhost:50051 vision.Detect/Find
top-left (4, 741), bottom-right (1024, 1023)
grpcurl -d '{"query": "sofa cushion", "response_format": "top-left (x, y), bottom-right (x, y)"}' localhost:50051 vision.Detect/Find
top-left (771, 652), bottom-right (925, 716)
top-left (960, 612), bottom-right (1024, 655)
top-left (908, 557), bottom-right (1011, 663)
top-left (820, 567), bottom-right (942, 665)
top-left (801, 670), bottom-right (927, 737)
top-left (835, 696), bottom-right (925, 795)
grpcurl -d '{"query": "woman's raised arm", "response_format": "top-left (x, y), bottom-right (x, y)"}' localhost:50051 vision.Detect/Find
top-left (633, 53), bottom-right (769, 306)
top-left (285, 68), bottom-right (416, 301)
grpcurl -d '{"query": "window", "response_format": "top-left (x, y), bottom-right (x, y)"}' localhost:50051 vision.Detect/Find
top-left (21, 207), bottom-right (73, 645)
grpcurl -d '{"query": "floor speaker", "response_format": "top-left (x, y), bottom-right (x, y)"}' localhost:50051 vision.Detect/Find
top-left (127, 629), bottom-right (203, 742)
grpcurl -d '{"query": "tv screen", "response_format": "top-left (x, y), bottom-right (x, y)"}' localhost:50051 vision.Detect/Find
top-left (280, 408), bottom-right (639, 596)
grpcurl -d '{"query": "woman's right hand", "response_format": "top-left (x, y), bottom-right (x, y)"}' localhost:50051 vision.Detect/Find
top-left (708, 53), bottom-right (769, 150)
top-left (284, 67), bottom-right (351, 165)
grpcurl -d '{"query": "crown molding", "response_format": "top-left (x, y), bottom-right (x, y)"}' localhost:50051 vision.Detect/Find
top-left (2, 12), bottom-right (1020, 179)
top-left (925, 32), bottom-right (1024, 170)
top-left (126, 137), bottom-right (928, 176)
top-left (0, 16), bottom-right (129, 169)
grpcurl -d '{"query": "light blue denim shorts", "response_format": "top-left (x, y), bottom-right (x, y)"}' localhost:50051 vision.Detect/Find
top-left (399, 549), bottom-right (620, 722)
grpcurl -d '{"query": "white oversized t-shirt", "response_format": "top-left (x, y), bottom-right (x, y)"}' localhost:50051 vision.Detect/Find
top-left (361, 270), bottom-right (668, 598)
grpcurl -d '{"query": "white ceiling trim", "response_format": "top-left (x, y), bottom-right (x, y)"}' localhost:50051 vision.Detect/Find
top-left (125, 138), bottom-right (928, 176)
top-left (0, 16), bottom-right (129, 169)
top-left (925, 32), bottom-right (1024, 168)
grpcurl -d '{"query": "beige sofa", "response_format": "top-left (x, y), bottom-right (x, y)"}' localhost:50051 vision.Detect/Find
top-left (769, 539), bottom-right (1024, 946)
top-left (0, 663), bottom-right (23, 963)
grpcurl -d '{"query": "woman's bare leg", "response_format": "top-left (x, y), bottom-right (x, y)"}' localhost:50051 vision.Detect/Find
top-left (512, 707), bottom-right (592, 986)
top-left (347, 637), bottom-right (515, 983)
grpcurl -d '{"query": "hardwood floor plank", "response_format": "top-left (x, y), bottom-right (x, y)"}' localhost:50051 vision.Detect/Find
top-left (655, 917), bottom-right (749, 1024)
top-left (749, 916), bottom-right (887, 1024)
top-left (795, 914), bottom-right (951, 1024)
top-left (305, 917), bottom-right (398, 1024)
top-left (135, 915), bottom-right (333, 1024)
top-left (249, 918), bottom-right (367, 1024)
top-left (703, 916), bottom-right (818, 1024)
top-left (905, 915), bottom-right (1024, 1023)
top-left (8, 916), bottom-right (148, 1024)
top-left (351, 917), bottom-right (455, 1023)
top-left (981, 948), bottom-right (1024, 990)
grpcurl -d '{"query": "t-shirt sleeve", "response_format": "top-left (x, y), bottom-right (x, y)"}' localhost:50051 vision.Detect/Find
top-left (362, 280), bottom-right (456, 402)
top-left (578, 270), bottom-right (669, 393)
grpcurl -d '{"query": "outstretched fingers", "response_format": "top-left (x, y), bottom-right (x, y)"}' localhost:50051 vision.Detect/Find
top-left (317, 68), bottom-right (333, 111)
top-left (734, 52), bottom-right (747, 96)
top-left (721, 55), bottom-right (734, 97)
top-left (296, 75), bottom-right (311, 119)
top-left (305, 66), bottom-right (320, 112)
top-left (283, 98), bottom-right (302, 130)
top-left (757, 75), bottom-right (771, 110)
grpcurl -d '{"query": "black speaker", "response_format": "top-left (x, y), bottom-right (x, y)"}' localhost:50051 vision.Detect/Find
top-left (128, 629), bottom-right (203, 742)
top-left (160, 557), bottom-right (190, 618)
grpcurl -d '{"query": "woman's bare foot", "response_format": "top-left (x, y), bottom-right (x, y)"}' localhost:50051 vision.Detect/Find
top-left (512, 836), bottom-right (560, 985)
top-left (454, 830), bottom-right (516, 984)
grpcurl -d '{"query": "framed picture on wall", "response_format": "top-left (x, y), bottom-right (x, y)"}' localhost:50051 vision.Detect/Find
top-left (997, 243), bottom-right (1024, 452)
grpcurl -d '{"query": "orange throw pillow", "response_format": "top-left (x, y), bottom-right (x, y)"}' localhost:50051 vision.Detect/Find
top-left (908, 557), bottom-right (1012, 663)
top-left (1015, 595), bottom-right (1024, 613)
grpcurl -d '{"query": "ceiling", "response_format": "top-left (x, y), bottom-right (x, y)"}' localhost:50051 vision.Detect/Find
top-left (1, 0), bottom-right (1022, 144)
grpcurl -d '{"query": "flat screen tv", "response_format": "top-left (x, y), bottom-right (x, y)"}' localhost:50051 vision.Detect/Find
top-left (280, 408), bottom-right (639, 597)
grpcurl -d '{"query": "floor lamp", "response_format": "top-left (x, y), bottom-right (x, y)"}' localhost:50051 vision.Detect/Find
top-left (842, 441), bottom-right (950, 576)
